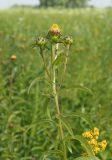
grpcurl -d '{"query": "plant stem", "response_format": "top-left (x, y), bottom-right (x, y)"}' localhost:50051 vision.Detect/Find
top-left (51, 43), bottom-right (67, 160)
top-left (40, 49), bottom-right (51, 80)
top-left (64, 45), bottom-right (70, 76)
top-left (58, 44), bottom-right (70, 91)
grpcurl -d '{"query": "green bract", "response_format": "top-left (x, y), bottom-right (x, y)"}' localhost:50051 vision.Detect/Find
top-left (63, 36), bottom-right (73, 45)
top-left (35, 36), bottom-right (47, 50)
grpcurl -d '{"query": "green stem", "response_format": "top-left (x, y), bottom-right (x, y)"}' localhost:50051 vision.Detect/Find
top-left (40, 49), bottom-right (51, 80)
top-left (64, 45), bottom-right (70, 76)
top-left (58, 44), bottom-right (70, 91)
top-left (51, 44), bottom-right (67, 160)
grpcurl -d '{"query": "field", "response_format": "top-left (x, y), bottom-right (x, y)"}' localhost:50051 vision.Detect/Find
top-left (0, 8), bottom-right (112, 160)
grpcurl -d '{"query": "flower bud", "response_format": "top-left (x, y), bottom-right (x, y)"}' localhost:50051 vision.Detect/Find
top-left (49, 24), bottom-right (61, 36)
top-left (47, 24), bottom-right (61, 43)
top-left (10, 55), bottom-right (16, 61)
top-left (35, 37), bottom-right (47, 50)
top-left (63, 36), bottom-right (73, 45)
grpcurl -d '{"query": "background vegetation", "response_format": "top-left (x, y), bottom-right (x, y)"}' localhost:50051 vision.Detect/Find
top-left (0, 8), bottom-right (112, 159)
top-left (39, 0), bottom-right (89, 8)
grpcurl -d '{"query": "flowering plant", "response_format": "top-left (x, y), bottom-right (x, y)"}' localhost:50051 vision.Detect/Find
top-left (33, 24), bottom-right (107, 160)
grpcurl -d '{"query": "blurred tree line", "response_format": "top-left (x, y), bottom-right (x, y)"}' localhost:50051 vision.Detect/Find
top-left (39, 0), bottom-right (89, 8)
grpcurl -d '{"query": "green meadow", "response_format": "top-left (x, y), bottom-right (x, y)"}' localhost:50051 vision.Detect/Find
top-left (0, 8), bottom-right (112, 159)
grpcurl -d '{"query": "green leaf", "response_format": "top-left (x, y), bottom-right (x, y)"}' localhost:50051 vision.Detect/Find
top-left (57, 116), bottom-right (97, 159)
top-left (41, 150), bottom-right (63, 160)
top-left (72, 84), bottom-right (93, 95)
top-left (62, 112), bottom-right (94, 128)
top-left (58, 116), bottom-right (74, 137)
top-left (8, 111), bottom-right (21, 123)
top-left (46, 106), bottom-right (52, 120)
top-left (61, 84), bottom-right (93, 95)
top-left (73, 135), bottom-right (95, 158)
top-left (75, 156), bottom-right (100, 160)
top-left (21, 157), bottom-right (32, 160)
top-left (47, 149), bottom-right (63, 156)
top-left (27, 76), bottom-right (44, 94)
top-left (53, 53), bottom-right (65, 67)
top-left (67, 142), bottom-right (73, 153)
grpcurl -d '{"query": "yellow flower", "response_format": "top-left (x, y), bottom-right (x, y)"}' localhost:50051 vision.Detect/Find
top-left (93, 146), bottom-right (100, 154)
top-left (88, 139), bottom-right (97, 146)
top-left (98, 140), bottom-right (107, 151)
top-left (92, 127), bottom-right (99, 138)
top-left (10, 55), bottom-right (17, 61)
top-left (82, 131), bottom-right (93, 139)
top-left (82, 128), bottom-right (107, 156)
top-left (49, 24), bottom-right (61, 36)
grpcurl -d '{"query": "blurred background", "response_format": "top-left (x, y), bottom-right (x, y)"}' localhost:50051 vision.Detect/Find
top-left (0, 0), bottom-right (112, 9)
top-left (0, 0), bottom-right (112, 160)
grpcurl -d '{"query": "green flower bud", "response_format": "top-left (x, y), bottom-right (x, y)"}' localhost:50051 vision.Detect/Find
top-left (35, 37), bottom-right (47, 50)
top-left (63, 36), bottom-right (73, 45)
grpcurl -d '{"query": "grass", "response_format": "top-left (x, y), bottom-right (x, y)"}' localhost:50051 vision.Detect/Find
top-left (0, 8), bottom-right (112, 159)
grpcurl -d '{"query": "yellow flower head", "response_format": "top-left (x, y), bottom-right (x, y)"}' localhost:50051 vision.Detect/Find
top-left (93, 146), bottom-right (100, 154)
top-left (10, 55), bottom-right (17, 61)
top-left (82, 131), bottom-right (93, 139)
top-left (88, 139), bottom-right (97, 146)
top-left (92, 127), bottom-right (99, 138)
top-left (98, 140), bottom-right (107, 151)
top-left (82, 127), bottom-right (107, 155)
top-left (49, 24), bottom-right (61, 36)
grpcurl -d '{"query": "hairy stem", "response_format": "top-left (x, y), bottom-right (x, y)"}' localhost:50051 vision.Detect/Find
top-left (58, 44), bottom-right (70, 91)
top-left (64, 45), bottom-right (70, 76)
top-left (40, 49), bottom-right (51, 80)
top-left (51, 44), bottom-right (67, 160)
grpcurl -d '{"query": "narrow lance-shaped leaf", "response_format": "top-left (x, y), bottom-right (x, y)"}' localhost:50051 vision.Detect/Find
top-left (73, 135), bottom-right (98, 159)
top-left (62, 112), bottom-right (94, 128)
top-left (75, 156), bottom-right (100, 160)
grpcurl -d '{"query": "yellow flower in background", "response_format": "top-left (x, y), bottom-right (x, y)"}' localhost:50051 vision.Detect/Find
top-left (10, 55), bottom-right (17, 61)
top-left (98, 140), bottom-right (107, 151)
top-left (82, 131), bottom-right (93, 139)
top-left (92, 127), bottom-right (99, 138)
top-left (82, 127), bottom-right (107, 155)
top-left (93, 146), bottom-right (100, 154)
top-left (88, 138), bottom-right (97, 146)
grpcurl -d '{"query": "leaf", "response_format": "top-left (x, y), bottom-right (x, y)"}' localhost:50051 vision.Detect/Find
top-left (73, 135), bottom-right (96, 158)
top-left (62, 112), bottom-right (94, 128)
top-left (21, 157), bottom-right (32, 160)
top-left (67, 142), bottom-right (73, 153)
top-left (53, 53), bottom-right (65, 67)
top-left (57, 116), bottom-right (97, 159)
top-left (58, 116), bottom-right (74, 137)
top-left (47, 149), bottom-right (63, 156)
top-left (72, 84), bottom-right (93, 95)
top-left (61, 84), bottom-right (93, 95)
top-left (75, 156), bottom-right (100, 160)
top-left (8, 111), bottom-right (21, 123)
top-left (40, 150), bottom-right (63, 160)
top-left (46, 106), bottom-right (52, 120)
top-left (27, 77), bottom-right (43, 94)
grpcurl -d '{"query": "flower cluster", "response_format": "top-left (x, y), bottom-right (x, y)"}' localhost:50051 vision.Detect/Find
top-left (82, 127), bottom-right (107, 155)
top-left (34, 24), bottom-right (73, 50)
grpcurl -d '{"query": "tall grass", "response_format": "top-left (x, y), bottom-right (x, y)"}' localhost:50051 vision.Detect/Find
top-left (0, 8), bottom-right (112, 159)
